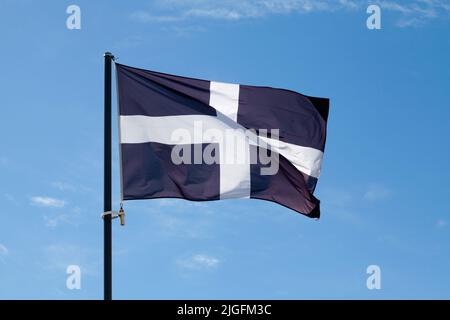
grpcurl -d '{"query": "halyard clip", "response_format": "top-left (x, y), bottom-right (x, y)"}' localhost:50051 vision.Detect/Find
top-left (101, 203), bottom-right (125, 226)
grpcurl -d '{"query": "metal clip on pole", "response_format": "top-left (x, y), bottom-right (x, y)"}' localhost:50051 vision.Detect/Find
top-left (101, 206), bottom-right (125, 226)
top-left (118, 203), bottom-right (125, 226)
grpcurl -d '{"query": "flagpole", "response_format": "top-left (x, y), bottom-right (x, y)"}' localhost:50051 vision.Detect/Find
top-left (104, 51), bottom-right (114, 300)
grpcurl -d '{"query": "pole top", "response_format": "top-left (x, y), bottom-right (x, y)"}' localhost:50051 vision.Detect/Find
top-left (104, 52), bottom-right (115, 59)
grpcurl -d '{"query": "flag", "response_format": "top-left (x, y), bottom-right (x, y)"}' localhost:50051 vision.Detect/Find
top-left (116, 63), bottom-right (329, 218)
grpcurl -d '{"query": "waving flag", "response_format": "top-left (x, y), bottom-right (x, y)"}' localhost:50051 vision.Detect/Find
top-left (116, 63), bottom-right (329, 218)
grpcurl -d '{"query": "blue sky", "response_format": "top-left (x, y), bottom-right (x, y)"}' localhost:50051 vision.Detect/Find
top-left (0, 0), bottom-right (450, 299)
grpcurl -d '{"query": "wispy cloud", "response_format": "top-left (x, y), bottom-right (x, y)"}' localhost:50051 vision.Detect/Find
top-left (0, 243), bottom-right (8, 263)
top-left (320, 187), bottom-right (354, 207)
top-left (131, 0), bottom-right (356, 23)
top-left (4, 193), bottom-right (19, 205)
top-left (377, 0), bottom-right (450, 26)
top-left (153, 213), bottom-right (213, 239)
top-left (51, 181), bottom-right (76, 192)
top-left (0, 244), bottom-right (8, 256)
top-left (30, 196), bottom-right (65, 208)
top-left (161, 25), bottom-right (207, 36)
top-left (146, 199), bottom-right (214, 239)
top-left (43, 207), bottom-right (82, 228)
top-left (112, 35), bottom-right (146, 50)
top-left (130, 11), bottom-right (184, 23)
top-left (130, 0), bottom-right (450, 27)
top-left (50, 181), bottom-right (94, 194)
top-left (436, 219), bottom-right (448, 228)
top-left (40, 244), bottom-right (99, 276)
top-left (177, 253), bottom-right (220, 270)
top-left (0, 156), bottom-right (8, 167)
top-left (363, 184), bottom-right (392, 202)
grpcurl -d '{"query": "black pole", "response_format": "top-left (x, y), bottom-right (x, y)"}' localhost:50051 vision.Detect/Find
top-left (104, 51), bottom-right (114, 300)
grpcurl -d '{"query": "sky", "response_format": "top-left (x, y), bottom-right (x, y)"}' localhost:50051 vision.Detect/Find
top-left (0, 0), bottom-right (450, 299)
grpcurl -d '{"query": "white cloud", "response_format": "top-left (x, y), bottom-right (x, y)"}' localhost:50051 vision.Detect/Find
top-left (0, 244), bottom-right (8, 256)
top-left (43, 207), bottom-right (82, 228)
top-left (44, 217), bottom-right (58, 228)
top-left (339, 0), bottom-right (359, 9)
top-left (177, 254), bottom-right (220, 269)
top-left (30, 196), bottom-right (65, 208)
top-left (130, 11), bottom-right (185, 23)
top-left (377, 0), bottom-right (450, 26)
top-left (50, 181), bottom-right (95, 195)
top-left (131, 0), bottom-right (357, 23)
top-left (130, 0), bottom-right (450, 27)
top-left (51, 181), bottom-right (76, 192)
top-left (161, 25), bottom-right (207, 36)
top-left (363, 184), bottom-right (392, 202)
top-left (185, 8), bottom-right (250, 20)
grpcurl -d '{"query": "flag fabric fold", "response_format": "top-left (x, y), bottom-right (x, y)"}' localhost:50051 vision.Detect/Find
top-left (116, 63), bottom-right (329, 218)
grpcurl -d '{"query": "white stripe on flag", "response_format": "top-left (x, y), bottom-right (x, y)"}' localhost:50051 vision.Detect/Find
top-left (120, 115), bottom-right (324, 178)
top-left (209, 81), bottom-right (240, 122)
top-left (120, 114), bottom-right (251, 199)
top-left (218, 129), bottom-right (250, 200)
top-left (209, 81), bottom-right (249, 199)
top-left (120, 114), bottom-right (323, 200)
top-left (258, 136), bottom-right (323, 178)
